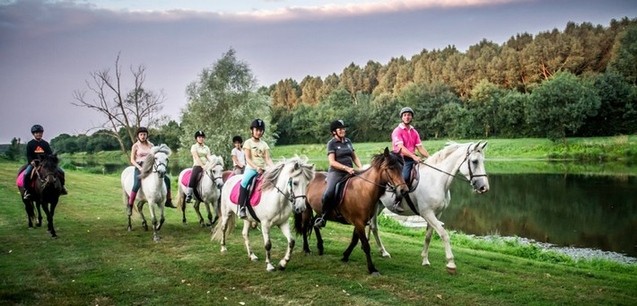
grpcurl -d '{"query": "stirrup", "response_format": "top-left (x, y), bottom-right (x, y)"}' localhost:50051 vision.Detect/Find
top-left (238, 206), bottom-right (247, 219)
top-left (23, 191), bottom-right (32, 200)
top-left (392, 201), bottom-right (404, 213)
top-left (61, 187), bottom-right (68, 195)
top-left (185, 194), bottom-right (192, 203)
top-left (314, 216), bottom-right (326, 228)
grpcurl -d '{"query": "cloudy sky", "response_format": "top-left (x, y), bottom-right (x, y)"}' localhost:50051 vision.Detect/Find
top-left (1, 0), bottom-right (635, 143)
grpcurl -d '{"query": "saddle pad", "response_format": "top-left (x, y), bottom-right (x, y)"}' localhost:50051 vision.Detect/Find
top-left (180, 169), bottom-right (192, 186)
top-left (16, 170), bottom-right (36, 189)
top-left (230, 178), bottom-right (263, 206)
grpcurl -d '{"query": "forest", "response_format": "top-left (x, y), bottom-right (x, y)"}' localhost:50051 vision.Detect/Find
top-left (3, 17), bottom-right (635, 160)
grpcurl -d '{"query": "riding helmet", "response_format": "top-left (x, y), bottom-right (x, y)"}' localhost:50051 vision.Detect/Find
top-left (400, 107), bottom-right (414, 117)
top-left (232, 135), bottom-right (243, 143)
top-left (31, 124), bottom-right (44, 134)
top-left (250, 119), bottom-right (265, 131)
top-left (330, 120), bottom-right (347, 133)
top-left (136, 127), bottom-right (149, 135)
top-left (194, 130), bottom-right (205, 138)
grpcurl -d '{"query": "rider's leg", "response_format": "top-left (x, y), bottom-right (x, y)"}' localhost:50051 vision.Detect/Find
top-left (129, 167), bottom-right (141, 206)
top-left (23, 164), bottom-right (34, 200)
top-left (314, 171), bottom-right (343, 228)
top-left (238, 168), bottom-right (257, 219)
top-left (57, 167), bottom-right (68, 195)
top-left (186, 166), bottom-right (202, 203)
top-left (164, 175), bottom-right (176, 208)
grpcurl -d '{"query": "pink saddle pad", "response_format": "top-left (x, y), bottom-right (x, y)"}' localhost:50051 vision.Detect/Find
top-left (180, 169), bottom-right (192, 186)
top-left (16, 171), bottom-right (25, 188)
top-left (229, 178), bottom-right (263, 206)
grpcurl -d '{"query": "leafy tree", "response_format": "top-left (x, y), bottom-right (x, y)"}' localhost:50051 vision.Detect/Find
top-left (608, 23), bottom-right (637, 84)
top-left (3, 137), bottom-right (23, 161)
top-left (526, 72), bottom-right (601, 142)
top-left (181, 48), bottom-right (270, 166)
top-left (579, 72), bottom-right (637, 136)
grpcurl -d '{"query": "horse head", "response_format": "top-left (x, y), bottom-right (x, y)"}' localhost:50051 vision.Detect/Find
top-left (141, 144), bottom-right (171, 179)
top-left (460, 142), bottom-right (490, 194)
top-left (371, 147), bottom-right (408, 200)
top-left (204, 155), bottom-right (225, 189)
top-left (262, 156), bottom-right (315, 214)
top-left (37, 153), bottom-right (61, 192)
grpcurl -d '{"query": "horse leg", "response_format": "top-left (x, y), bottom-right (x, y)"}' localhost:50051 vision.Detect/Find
top-left (315, 226), bottom-right (325, 256)
top-left (214, 214), bottom-right (230, 253)
top-left (357, 224), bottom-right (380, 276)
top-left (23, 199), bottom-right (35, 228)
top-left (48, 201), bottom-right (58, 238)
top-left (194, 201), bottom-right (205, 227)
top-left (125, 193), bottom-right (134, 231)
top-left (137, 201), bottom-right (148, 231)
top-left (301, 212), bottom-right (312, 255)
top-left (41, 202), bottom-right (56, 238)
top-left (421, 225), bottom-right (434, 267)
top-left (423, 211), bottom-right (456, 274)
top-left (204, 201), bottom-right (214, 226)
top-left (368, 209), bottom-right (391, 258)
top-left (180, 196), bottom-right (187, 225)
top-left (277, 222), bottom-right (295, 270)
top-left (35, 201), bottom-right (43, 227)
top-left (261, 221), bottom-right (276, 272)
top-left (242, 221), bottom-right (258, 261)
top-left (149, 203), bottom-right (160, 242)
top-left (342, 229), bottom-right (360, 262)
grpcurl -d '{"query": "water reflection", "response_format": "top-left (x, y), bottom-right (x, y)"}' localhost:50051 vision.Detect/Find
top-left (446, 174), bottom-right (637, 257)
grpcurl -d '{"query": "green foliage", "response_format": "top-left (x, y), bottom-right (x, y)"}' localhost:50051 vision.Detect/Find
top-left (180, 48), bottom-right (271, 167)
top-left (2, 137), bottom-right (23, 161)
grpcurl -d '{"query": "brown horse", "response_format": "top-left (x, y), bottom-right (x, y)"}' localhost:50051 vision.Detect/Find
top-left (294, 147), bottom-right (408, 275)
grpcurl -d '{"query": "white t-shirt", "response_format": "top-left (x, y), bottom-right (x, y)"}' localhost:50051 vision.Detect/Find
top-left (231, 147), bottom-right (245, 167)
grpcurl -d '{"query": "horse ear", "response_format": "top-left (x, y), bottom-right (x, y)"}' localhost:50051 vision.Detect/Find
top-left (294, 161), bottom-right (300, 170)
top-left (384, 147), bottom-right (390, 156)
top-left (481, 141), bottom-right (488, 150)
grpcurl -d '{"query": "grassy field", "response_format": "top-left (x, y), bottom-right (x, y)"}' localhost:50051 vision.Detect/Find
top-left (1, 160), bottom-right (636, 305)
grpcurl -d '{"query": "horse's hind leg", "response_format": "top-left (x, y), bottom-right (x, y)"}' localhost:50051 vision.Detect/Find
top-left (242, 221), bottom-right (258, 261)
top-left (277, 221), bottom-right (295, 271)
top-left (421, 225), bottom-right (434, 266)
top-left (368, 209), bottom-right (391, 258)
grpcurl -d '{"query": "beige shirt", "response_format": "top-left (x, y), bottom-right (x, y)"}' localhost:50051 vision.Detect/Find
top-left (243, 138), bottom-right (270, 169)
top-left (190, 143), bottom-right (211, 166)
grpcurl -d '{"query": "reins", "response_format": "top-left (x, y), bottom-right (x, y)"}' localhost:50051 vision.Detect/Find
top-left (419, 144), bottom-right (488, 183)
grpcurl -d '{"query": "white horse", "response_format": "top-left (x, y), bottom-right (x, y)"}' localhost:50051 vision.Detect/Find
top-left (177, 155), bottom-right (225, 226)
top-left (376, 141), bottom-right (490, 274)
top-left (121, 144), bottom-right (172, 242)
top-left (211, 157), bottom-right (315, 271)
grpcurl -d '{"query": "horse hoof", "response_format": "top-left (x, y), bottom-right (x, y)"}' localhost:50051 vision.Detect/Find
top-left (446, 267), bottom-right (457, 275)
top-left (266, 265), bottom-right (276, 272)
top-left (250, 255), bottom-right (259, 261)
top-left (371, 271), bottom-right (381, 277)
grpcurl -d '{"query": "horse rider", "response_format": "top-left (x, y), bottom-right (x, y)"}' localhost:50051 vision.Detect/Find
top-left (238, 119), bottom-right (273, 219)
top-left (128, 127), bottom-right (176, 208)
top-left (185, 130), bottom-right (213, 203)
top-left (22, 124), bottom-right (67, 199)
top-left (391, 107), bottom-right (430, 212)
top-left (231, 135), bottom-right (246, 175)
top-left (314, 119), bottom-right (362, 228)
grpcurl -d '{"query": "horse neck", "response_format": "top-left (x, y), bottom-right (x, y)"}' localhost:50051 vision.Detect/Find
top-left (142, 170), bottom-right (164, 188)
top-left (424, 146), bottom-right (469, 189)
top-left (355, 167), bottom-right (385, 199)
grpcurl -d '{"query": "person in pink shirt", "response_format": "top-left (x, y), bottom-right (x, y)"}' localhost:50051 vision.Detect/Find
top-left (391, 107), bottom-right (430, 212)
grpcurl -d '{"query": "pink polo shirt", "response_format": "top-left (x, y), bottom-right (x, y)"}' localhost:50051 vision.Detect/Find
top-left (391, 123), bottom-right (422, 156)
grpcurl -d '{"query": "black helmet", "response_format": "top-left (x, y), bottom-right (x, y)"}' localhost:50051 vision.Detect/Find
top-left (194, 130), bottom-right (205, 138)
top-left (250, 119), bottom-right (265, 131)
top-left (400, 107), bottom-right (414, 117)
top-left (136, 127), bottom-right (149, 135)
top-left (232, 135), bottom-right (243, 143)
top-left (31, 124), bottom-right (44, 134)
top-left (330, 120), bottom-right (347, 132)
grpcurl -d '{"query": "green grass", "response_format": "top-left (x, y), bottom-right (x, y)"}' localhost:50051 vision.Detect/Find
top-left (1, 161), bottom-right (635, 305)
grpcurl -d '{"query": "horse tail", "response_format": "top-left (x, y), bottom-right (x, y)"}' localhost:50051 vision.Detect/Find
top-left (176, 186), bottom-right (185, 210)
top-left (293, 210), bottom-right (313, 238)
top-left (211, 215), bottom-right (235, 241)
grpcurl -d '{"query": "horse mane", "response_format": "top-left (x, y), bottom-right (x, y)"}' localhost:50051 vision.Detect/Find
top-left (369, 149), bottom-right (402, 170)
top-left (204, 155), bottom-right (224, 171)
top-left (140, 144), bottom-right (172, 178)
top-left (40, 153), bottom-right (59, 171)
top-left (261, 156), bottom-right (314, 191)
top-left (426, 142), bottom-right (464, 165)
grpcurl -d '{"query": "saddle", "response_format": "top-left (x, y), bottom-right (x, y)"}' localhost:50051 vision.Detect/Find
top-left (180, 169), bottom-right (205, 202)
top-left (230, 175), bottom-right (263, 206)
top-left (16, 165), bottom-right (39, 189)
top-left (407, 163), bottom-right (421, 192)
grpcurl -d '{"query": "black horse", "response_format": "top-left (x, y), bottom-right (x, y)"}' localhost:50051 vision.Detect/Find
top-left (17, 154), bottom-right (64, 237)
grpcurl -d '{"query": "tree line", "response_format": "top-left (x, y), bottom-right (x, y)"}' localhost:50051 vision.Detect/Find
top-left (4, 18), bottom-right (635, 164)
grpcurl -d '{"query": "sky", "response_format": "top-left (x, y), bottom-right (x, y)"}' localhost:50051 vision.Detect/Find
top-left (1, 0), bottom-right (636, 143)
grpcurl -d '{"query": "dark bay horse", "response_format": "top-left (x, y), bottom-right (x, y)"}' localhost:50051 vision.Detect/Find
top-left (294, 148), bottom-right (408, 275)
top-left (17, 154), bottom-right (64, 237)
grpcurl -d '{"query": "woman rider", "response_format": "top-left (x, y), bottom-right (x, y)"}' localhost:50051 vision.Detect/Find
top-left (314, 119), bottom-right (362, 228)
top-left (238, 119), bottom-right (273, 219)
top-left (128, 127), bottom-right (176, 208)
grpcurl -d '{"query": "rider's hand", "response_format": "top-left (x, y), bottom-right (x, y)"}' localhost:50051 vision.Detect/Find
top-left (413, 156), bottom-right (422, 163)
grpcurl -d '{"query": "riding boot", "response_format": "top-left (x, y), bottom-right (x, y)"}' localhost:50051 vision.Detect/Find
top-left (61, 186), bottom-right (68, 195)
top-left (238, 186), bottom-right (248, 219)
top-left (58, 170), bottom-right (68, 195)
top-left (23, 188), bottom-right (32, 200)
top-left (165, 190), bottom-right (176, 208)
top-left (314, 196), bottom-right (332, 228)
top-left (185, 187), bottom-right (193, 203)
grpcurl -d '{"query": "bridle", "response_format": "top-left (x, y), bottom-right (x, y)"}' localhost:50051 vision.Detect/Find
top-left (274, 177), bottom-right (308, 207)
top-left (354, 162), bottom-right (407, 196)
top-left (421, 145), bottom-right (488, 184)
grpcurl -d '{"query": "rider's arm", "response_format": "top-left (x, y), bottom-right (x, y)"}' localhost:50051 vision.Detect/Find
top-left (329, 153), bottom-right (355, 175)
top-left (130, 144), bottom-right (141, 170)
top-left (191, 146), bottom-right (204, 167)
top-left (351, 151), bottom-right (363, 169)
top-left (416, 144), bottom-right (430, 159)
